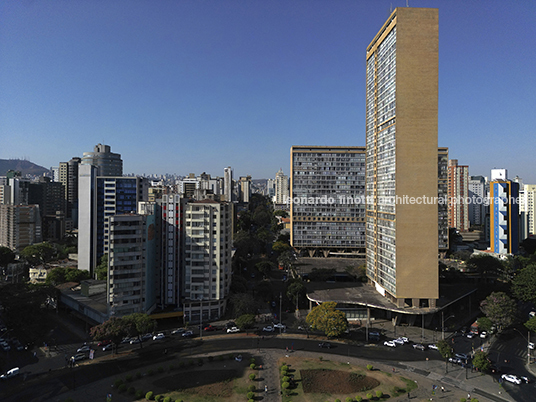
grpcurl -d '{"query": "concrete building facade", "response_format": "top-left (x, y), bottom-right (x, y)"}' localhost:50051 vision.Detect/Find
top-left (447, 159), bottom-right (470, 231)
top-left (365, 7), bottom-right (439, 307)
top-left (290, 146), bottom-right (366, 257)
top-left (81, 144), bottom-right (123, 177)
top-left (490, 180), bottom-right (519, 254)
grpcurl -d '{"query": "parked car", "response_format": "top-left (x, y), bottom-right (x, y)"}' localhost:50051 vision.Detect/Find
top-left (130, 338), bottom-right (142, 344)
top-left (171, 328), bottom-right (186, 335)
top-left (77, 345), bottom-right (91, 353)
top-left (204, 325), bottom-right (217, 332)
top-left (141, 333), bottom-right (153, 341)
top-left (466, 332), bottom-right (476, 339)
top-left (384, 340), bottom-right (397, 348)
top-left (102, 344), bottom-right (113, 351)
top-left (0, 367), bottom-right (19, 380)
top-left (455, 353), bottom-right (468, 360)
top-left (413, 344), bottom-right (425, 351)
top-left (153, 333), bottom-right (165, 341)
top-left (182, 330), bottom-right (194, 338)
top-left (501, 374), bottom-right (521, 385)
top-left (12, 340), bottom-right (24, 352)
top-left (520, 376), bottom-right (530, 383)
top-left (273, 323), bottom-right (286, 329)
top-left (227, 327), bottom-right (240, 334)
top-left (398, 337), bottom-right (409, 343)
top-left (428, 344), bottom-right (438, 350)
top-left (71, 353), bottom-right (87, 362)
top-left (528, 342), bottom-right (535, 350)
top-left (263, 326), bottom-right (275, 332)
top-left (225, 322), bottom-right (237, 329)
top-left (318, 342), bottom-right (332, 349)
top-left (480, 331), bottom-right (487, 339)
top-left (235, 354), bottom-right (243, 362)
top-left (393, 338), bottom-right (405, 345)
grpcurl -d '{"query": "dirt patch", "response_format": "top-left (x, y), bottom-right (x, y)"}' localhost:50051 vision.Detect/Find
top-left (301, 369), bottom-right (380, 394)
top-left (153, 369), bottom-right (239, 395)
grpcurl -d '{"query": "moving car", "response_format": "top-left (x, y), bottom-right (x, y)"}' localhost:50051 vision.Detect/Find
top-left (263, 326), bottom-right (275, 332)
top-left (71, 353), bottom-right (87, 362)
top-left (393, 338), bottom-right (405, 345)
top-left (171, 328), bottom-right (186, 335)
top-left (454, 353), bottom-right (468, 360)
top-left (318, 342), bottom-right (332, 349)
top-left (501, 374), bottom-right (521, 385)
top-left (413, 344), bottom-right (425, 351)
top-left (273, 323), bottom-right (286, 329)
top-left (466, 332), bottom-right (476, 339)
top-left (102, 344), bottom-right (113, 351)
top-left (182, 330), bottom-right (194, 337)
top-left (480, 331), bottom-right (487, 339)
top-left (428, 344), bottom-right (438, 350)
top-left (153, 333), bottom-right (165, 341)
top-left (130, 338), bottom-right (142, 344)
top-left (227, 327), bottom-right (240, 333)
top-left (203, 325), bottom-right (217, 332)
top-left (528, 342), bottom-right (535, 350)
top-left (384, 340), bottom-right (396, 348)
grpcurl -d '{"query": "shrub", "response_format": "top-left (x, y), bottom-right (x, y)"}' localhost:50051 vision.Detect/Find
top-left (125, 374), bottom-right (133, 382)
top-left (155, 395), bottom-right (163, 402)
top-left (197, 358), bottom-right (203, 365)
top-left (168, 364), bottom-right (175, 371)
top-left (460, 399), bottom-right (467, 402)
top-left (366, 364), bottom-right (373, 371)
top-left (136, 390), bottom-right (144, 399)
top-left (179, 361), bottom-right (185, 368)
top-left (114, 379), bottom-right (124, 388)
top-left (356, 397), bottom-right (363, 402)
top-left (281, 365), bottom-right (289, 372)
top-left (250, 357), bottom-right (256, 364)
top-left (248, 384), bottom-right (256, 392)
top-left (247, 392), bottom-right (255, 399)
top-left (218, 355), bottom-right (224, 361)
top-left (250, 363), bottom-right (256, 370)
top-left (148, 368), bottom-right (155, 376)
top-left (249, 373), bottom-right (256, 381)
top-left (335, 399), bottom-right (341, 402)
top-left (366, 393), bottom-right (373, 400)
top-left (136, 371), bottom-right (142, 379)
top-left (128, 387), bottom-right (135, 394)
top-left (282, 376), bottom-right (290, 383)
top-left (319, 356), bottom-right (323, 361)
top-left (248, 400), bottom-right (254, 402)
top-left (376, 390), bottom-right (383, 398)
top-left (118, 384), bottom-right (127, 393)
top-left (158, 366), bottom-right (164, 373)
top-left (346, 398), bottom-right (354, 402)
top-left (163, 398), bottom-right (171, 402)
top-left (189, 360), bottom-right (195, 366)
top-left (145, 391), bottom-right (154, 400)
top-left (208, 355), bottom-right (214, 362)
top-left (228, 353), bottom-right (234, 360)
top-left (282, 382), bottom-right (290, 390)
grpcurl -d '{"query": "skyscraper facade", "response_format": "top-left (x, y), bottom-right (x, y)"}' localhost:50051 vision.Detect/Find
top-left (274, 168), bottom-right (289, 205)
top-left (81, 144), bottom-right (123, 177)
top-left (490, 180), bottom-right (519, 254)
top-left (290, 146), bottom-right (366, 257)
top-left (468, 175), bottom-right (486, 226)
top-left (447, 159), bottom-right (470, 231)
top-left (224, 167), bottom-right (233, 202)
top-left (365, 7), bottom-right (439, 307)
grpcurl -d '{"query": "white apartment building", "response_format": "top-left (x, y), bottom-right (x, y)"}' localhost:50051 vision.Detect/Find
top-left (274, 168), bottom-right (289, 205)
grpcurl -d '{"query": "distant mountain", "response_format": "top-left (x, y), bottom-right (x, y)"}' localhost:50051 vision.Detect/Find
top-left (0, 159), bottom-right (50, 177)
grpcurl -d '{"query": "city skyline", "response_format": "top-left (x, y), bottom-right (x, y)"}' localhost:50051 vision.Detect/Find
top-left (1, 0), bottom-right (535, 182)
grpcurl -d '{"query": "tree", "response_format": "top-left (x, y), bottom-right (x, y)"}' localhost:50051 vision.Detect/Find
top-left (95, 254), bottom-right (108, 281)
top-left (20, 242), bottom-right (56, 265)
top-left (254, 280), bottom-right (274, 302)
top-left (0, 246), bottom-right (16, 270)
top-left (472, 350), bottom-right (491, 372)
top-left (476, 317), bottom-right (493, 333)
top-left (90, 317), bottom-right (128, 354)
top-left (255, 260), bottom-right (275, 278)
top-left (65, 267), bottom-right (90, 283)
top-left (524, 316), bottom-right (536, 333)
top-left (122, 313), bottom-right (156, 348)
top-left (272, 241), bottom-right (291, 253)
top-left (45, 267), bottom-right (89, 286)
top-left (436, 339), bottom-right (453, 360)
top-left (286, 280), bottom-right (306, 309)
top-left (480, 292), bottom-right (517, 331)
top-left (230, 293), bottom-right (260, 317)
top-left (274, 210), bottom-right (288, 218)
top-left (512, 264), bottom-right (536, 303)
top-left (466, 255), bottom-right (506, 280)
top-left (236, 314), bottom-right (256, 330)
top-left (278, 250), bottom-right (296, 271)
top-left (306, 301), bottom-right (348, 338)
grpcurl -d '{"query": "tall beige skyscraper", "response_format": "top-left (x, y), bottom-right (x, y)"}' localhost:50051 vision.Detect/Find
top-left (447, 159), bottom-right (470, 231)
top-left (365, 8), bottom-right (439, 308)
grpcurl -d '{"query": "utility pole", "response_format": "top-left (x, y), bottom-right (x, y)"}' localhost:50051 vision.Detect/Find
top-left (279, 292), bottom-right (282, 335)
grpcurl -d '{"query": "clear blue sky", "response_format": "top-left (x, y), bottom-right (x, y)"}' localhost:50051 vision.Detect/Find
top-left (1, 0), bottom-right (535, 182)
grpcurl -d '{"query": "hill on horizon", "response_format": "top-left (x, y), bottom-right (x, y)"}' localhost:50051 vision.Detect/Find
top-left (0, 159), bottom-right (50, 177)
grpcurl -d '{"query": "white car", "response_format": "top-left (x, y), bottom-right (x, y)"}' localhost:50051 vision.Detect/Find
top-left (273, 323), bottom-right (286, 329)
top-left (384, 340), bottom-right (396, 348)
top-left (480, 331), bottom-right (487, 338)
top-left (77, 345), bottom-right (91, 353)
top-left (501, 374), bottom-right (521, 385)
top-left (227, 327), bottom-right (240, 333)
top-left (171, 328), bottom-right (186, 335)
top-left (393, 338), bottom-right (405, 345)
top-left (263, 326), bottom-right (275, 332)
top-left (413, 344), bottom-right (425, 351)
top-left (153, 333), bottom-right (165, 341)
top-left (428, 344), bottom-right (438, 350)
top-left (398, 336), bottom-right (409, 343)
top-left (528, 342), bottom-right (535, 350)
top-left (466, 332), bottom-right (476, 339)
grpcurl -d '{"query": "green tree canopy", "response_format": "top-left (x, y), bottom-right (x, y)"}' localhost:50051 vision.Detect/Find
top-left (467, 255), bottom-right (506, 280)
top-left (95, 254), bottom-right (108, 281)
top-left (255, 260), bottom-right (275, 277)
top-left (274, 210), bottom-right (288, 218)
top-left (45, 267), bottom-right (89, 286)
top-left (524, 316), bottom-right (536, 333)
top-left (306, 301), bottom-right (348, 338)
top-left (0, 246), bottom-right (16, 269)
top-left (122, 313), bottom-right (156, 347)
top-left (512, 264), bottom-right (536, 303)
top-left (230, 293), bottom-right (261, 317)
top-left (436, 339), bottom-right (453, 360)
top-left (476, 316), bottom-right (493, 333)
top-left (480, 291), bottom-right (517, 331)
top-left (272, 241), bottom-right (291, 253)
top-left (20, 242), bottom-right (56, 265)
top-left (254, 280), bottom-right (274, 302)
top-left (472, 350), bottom-right (491, 372)
top-left (286, 280), bottom-right (306, 308)
top-left (236, 314), bottom-right (256, 330)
